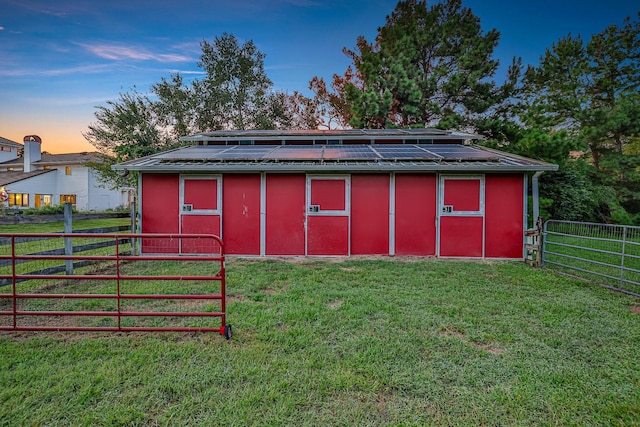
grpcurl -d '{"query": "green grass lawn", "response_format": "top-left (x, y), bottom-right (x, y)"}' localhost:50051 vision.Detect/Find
top-left (0, 217), bottom-right (131, 234)
top-left (1, 258), bottom-right (639, 426)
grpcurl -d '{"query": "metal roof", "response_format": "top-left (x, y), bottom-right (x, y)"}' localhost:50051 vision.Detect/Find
top-left (113, 143), bottom-right (558, 173)
top-left (180, 128), bottom-right (480, 142)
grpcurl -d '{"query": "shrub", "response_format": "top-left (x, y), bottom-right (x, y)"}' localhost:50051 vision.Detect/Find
top-left (22, 205), bottom-right (78, 216)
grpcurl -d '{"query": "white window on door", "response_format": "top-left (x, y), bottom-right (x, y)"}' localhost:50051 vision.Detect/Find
top-left (307, 176), bottom-right (350, 216)
top-left (179, 176), bottom-right (221, 214)
top-left (439, 176), bottom-right (484, 216)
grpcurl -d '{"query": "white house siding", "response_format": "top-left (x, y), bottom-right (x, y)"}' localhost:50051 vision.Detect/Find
top-left (55, 166), bottom-right (89, 210)
top-left (4, 166), bottom-right (124, 211)
top-left (4, 171), bottom-right (57, 208)
top-left (87, 169), bottom-right (124, 211)
top-left (0, 148), bottom-right (19, 163)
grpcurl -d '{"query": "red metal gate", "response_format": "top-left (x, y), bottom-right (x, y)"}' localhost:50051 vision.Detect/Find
top-left (0, 233), bottom-right (230, 338)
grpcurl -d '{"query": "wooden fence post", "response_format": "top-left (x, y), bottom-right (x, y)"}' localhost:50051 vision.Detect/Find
top-left (64, 203), bottom-right (73, 275)
top-left (130, 200), bottom-right (138, 255)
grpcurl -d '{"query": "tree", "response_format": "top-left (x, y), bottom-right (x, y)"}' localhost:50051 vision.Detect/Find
top-left (339, 0), bottom-right (518, 130)
top-left (85, 33), bottom-right (293, 185)
top-left (83, 90), bottom-right (177, 188)
top-left (283, 72), bottom-right (356, 130)
top-left (152, 33), bottom-right (290, 134)
top-left (192, 34), bottom-right (278, 130)
top-left (523, 13), bottom-right (640, 221)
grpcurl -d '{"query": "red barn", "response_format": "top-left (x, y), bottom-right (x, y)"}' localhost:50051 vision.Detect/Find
top-left (114, 129), bottom-right (557, 259)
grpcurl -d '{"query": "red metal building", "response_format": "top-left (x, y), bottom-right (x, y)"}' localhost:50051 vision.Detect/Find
top-left (114, 129), bottom-right (557, 259)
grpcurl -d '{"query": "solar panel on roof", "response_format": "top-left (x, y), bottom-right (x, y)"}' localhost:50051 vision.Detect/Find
top-left (156, 146), bottom-right (230, 160)
top-left (427, 145), bottom-right (500, 161)
top-left (322, 146), bottom-right (379, 160)
top-left (156, 143), bottom-right (501, 164)
top-left (211, 146), bottom-right (275, 160)
top-left (373, 145), bottom-right (441, 160)
top-left (263, 145), bottom-right (324, 160)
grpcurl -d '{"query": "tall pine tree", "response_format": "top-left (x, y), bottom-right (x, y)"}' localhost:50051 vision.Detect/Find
top-left (342, 0), bottom-right (517, 130)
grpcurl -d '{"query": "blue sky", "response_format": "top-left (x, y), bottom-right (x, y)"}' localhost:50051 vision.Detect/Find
top-left (0, 0), bottom-right (637, 153)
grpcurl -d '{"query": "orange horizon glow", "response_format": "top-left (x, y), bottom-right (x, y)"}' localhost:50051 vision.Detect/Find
top-left (2, 129), bottom-right (98, 155)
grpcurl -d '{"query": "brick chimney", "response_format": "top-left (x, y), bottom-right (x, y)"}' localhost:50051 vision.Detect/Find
top-left (23, 135), bottom-right (42, 172)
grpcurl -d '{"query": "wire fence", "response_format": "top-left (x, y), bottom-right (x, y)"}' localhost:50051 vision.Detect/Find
top-left (542, 220), bottom-right (640, 297)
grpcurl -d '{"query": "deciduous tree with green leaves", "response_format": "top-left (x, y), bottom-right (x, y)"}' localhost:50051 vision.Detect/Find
top-left (85, 33), bottom-right (293, 187)
top-left (83, 90), bottom-right (176, 188)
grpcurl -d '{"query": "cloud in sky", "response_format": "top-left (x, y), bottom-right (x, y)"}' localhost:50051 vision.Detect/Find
top-left (38, 8), bottom-right (68, 18)
top-left (0, 63), bottom-right (112, 77)
top-left (0, 26), bottom-right (4, 30)
top-left (79, 43), bottom-right (192, 63)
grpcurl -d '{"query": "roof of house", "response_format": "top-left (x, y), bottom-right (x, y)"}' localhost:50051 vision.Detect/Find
top-left (0, 169), bottom-right (55, 187)
top-left (0, 136), bottom-right (22, 148)
top-left (0, 152), bottom-right (103, 168)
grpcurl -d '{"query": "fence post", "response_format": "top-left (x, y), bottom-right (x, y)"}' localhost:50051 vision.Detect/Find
top-left (620, 226), bottom-right (627, 291)
top-left (130, 200), bottom-right (138, 255)
top-left (64, 202), bottom-right (73, 275)
top-left (524, 217), bottom-right (544, 267)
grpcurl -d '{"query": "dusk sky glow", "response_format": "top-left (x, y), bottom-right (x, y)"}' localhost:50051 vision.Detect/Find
top-left (1, 0), bottom-right (637, 153)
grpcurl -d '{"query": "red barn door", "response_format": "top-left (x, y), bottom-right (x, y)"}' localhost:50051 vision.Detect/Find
top-left (307, 176), bottom-right (350, 256)
top-left (438, 176), bottom-right (484, 257)
top-left (265, 174), bottom-right (306, 255)
top-left (222, 174), bottom-right (261, 255)
top-left (179, 176), bottom-right (221, 253)
top-left (394, 174), bottom-right (437, 256)
top-left (351, 174), bottom-right (389, 255)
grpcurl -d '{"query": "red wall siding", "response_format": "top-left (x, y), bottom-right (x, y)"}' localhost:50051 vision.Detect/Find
top-left (439, 216), bottom-right (483, 257)
top-left (181, 214), bottom-right (221, 253)
top-left (485, 174), bottom-right (524, 258)
top-left (141, 173), bottom-right (180, 253)
top-left (395, 174), bottom-right (437, 256)
top-left (307, 216), bottom-right (349, 255)
top-left (181, 215), bottom-right (221, 235)
top-left (351, 174), bottom-right (389, 255)
top-left (266, 174), bottom-right (306, 255)
top-left (222, 174), bottom-right (261, 255)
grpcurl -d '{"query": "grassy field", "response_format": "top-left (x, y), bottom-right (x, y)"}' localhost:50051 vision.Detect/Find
top-left (1, 257), bottom-right (639, 426)
top-left (0, 217), bottom-right (131, 234)
top-left (543, 221), bottom-right (640, 295)
top-left (0, 217), bottom-right (134, 290)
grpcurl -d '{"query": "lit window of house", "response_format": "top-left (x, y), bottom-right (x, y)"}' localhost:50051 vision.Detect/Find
top-left (60, 194), bottom-right (76, 205)
top-left (65, 166), bottom-right (72, 175)
top-left (35, 194), bottom-right (52, 208)
top-left (8, 193), bottom-right (29, 207)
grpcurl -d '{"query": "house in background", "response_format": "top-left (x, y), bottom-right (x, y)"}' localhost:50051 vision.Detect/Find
top-left (0, 135), bottom-right (131, 211)
top-left (0, 136), bottom-right (22, 163)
